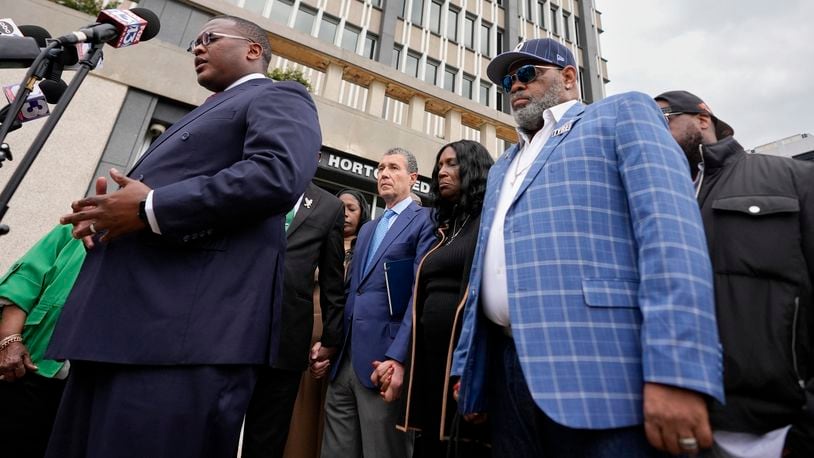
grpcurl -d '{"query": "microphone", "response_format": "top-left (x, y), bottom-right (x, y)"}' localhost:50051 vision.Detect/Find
top-left (3, 82), bottom-right (51, 123)
top-left (56, 8), bottom-right (160, 48)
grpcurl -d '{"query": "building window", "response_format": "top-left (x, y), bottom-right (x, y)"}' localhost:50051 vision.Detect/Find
top-left (563, 10), bottom-right (572, 42)
top-left (425, 59), bottom-right (439, 85)
top-left (525, 0), bottom-right (533, 19)
top-left (270, 0), bottom-right (293, 25)
top-left (411, 0), bottom-right (425, 26)
top-left (429, 1), bottom-right (442, 34)
top-left (496, 28), bottom-right (504, 54)
top-left (538, 1), bottom-right (546, 29)
top-left (318, 14), bottom-right (339, 44)
top-left (244, 0), bottom-right (266, 15)
top-left (574, 16), bottom-right (581, 46)
top-left (550, 5), bottom-right (559, 36)
top-left (462, 73), bottom-right (475, 99)
top-left (369, 0), bottom-right (383, 7)
top-left (579, 67), bottom-right (586, 100)
top-left (294, 5), bottom-right (317, 35)
top-left (447, 7), bottom-right (459, 42)
top-left (464, 14), bottom-right (475, 49)
top-left (392, 45), bottom-right (402, 68)
top-left (405, 51), bottom-right (420, 77)
top-left (479, 81), bottom-right (491, 107)
top-left (364, 33), bottom-right (378, 59)
top-left (480, 22), bottom-right (491, 57)
top-left (342, 24), bottom-right (361, 52)
top-left (496, 91), bottom-right (504, 112)
top-left (393, 0), bottom-right (406, 17)
top-left (444, 66), bottom-right (457, 92)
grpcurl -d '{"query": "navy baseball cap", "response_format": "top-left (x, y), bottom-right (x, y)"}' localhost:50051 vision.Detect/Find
top-left (655, 90), bottom-right (735, 138)
top-left (486, 38), bottom-right (577, 86)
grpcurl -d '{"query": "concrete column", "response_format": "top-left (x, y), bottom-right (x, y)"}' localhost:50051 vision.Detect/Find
top-left (322, 63), bottom-right (344, 102)
top-left (479, 122), bottom-right (497, 153)
top-left (365, 80), bottom-right (387, 117)
top-left (407, 94), bottom-right (426, 131)
top-left (444, 109), bottom-right (462, 141)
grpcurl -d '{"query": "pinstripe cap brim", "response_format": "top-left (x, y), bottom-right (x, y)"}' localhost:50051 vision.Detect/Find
top-left (486, 38), bottom-right (576, 85)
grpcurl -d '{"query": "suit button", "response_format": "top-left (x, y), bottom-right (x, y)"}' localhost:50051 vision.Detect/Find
top-left (748, 205), bottom-right (760, 214)
top-left (180, 132), bottom-right (190, 141)
top-left (182, 235), bottom-right (191, 242)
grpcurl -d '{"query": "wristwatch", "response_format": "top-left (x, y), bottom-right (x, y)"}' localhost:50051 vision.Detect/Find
top-left (138, 199), bottom-right (149, 226)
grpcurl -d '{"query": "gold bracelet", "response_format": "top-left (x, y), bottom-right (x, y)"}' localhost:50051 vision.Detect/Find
top-left (0, 333), bottom-right (22, 352)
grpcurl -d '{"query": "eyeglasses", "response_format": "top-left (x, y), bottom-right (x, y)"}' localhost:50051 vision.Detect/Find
top-left (660, 108), bottom-right (700, 123)
top-left (187, 31), bottom-right (256, 53)
top-left (501, 64), bottom-right (562, 93)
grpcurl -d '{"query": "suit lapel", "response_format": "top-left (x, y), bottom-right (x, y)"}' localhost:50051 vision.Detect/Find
top-left (359, 203), bottom-right (418, 285)
top-left (287, 185), bottom-right (319, 237)
top-left (128, 80), bottom-right (266, 174)
top-left (511, 103), bottom-right (585, 205)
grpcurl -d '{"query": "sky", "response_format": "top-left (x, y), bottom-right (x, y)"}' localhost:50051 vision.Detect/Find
top-left (595, 0), bottom-right (814, 149)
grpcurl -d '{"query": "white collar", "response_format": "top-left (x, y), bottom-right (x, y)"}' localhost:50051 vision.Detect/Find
top-left (224, 73), bottom-right (266, 92)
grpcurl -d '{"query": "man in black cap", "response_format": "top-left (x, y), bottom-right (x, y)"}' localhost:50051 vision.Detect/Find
top-left (451, 38), bottom-right (724, 457)
top-left (656, 90), bottom-right (814, 458)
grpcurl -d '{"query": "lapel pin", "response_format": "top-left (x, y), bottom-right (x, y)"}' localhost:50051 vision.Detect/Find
top-left (304, 197), bottom-right (313, 209)
top-left (552, 121), bottom-right (574, 137)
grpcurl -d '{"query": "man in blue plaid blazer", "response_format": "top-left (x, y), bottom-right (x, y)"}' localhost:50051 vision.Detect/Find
top-left (451, 39), bottom-right (724, 457)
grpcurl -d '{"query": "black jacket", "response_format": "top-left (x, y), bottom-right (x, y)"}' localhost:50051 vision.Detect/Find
top-left (273, 183), bottom-right (346, 370)
top-left (697, 137), bottom-right (814, 437)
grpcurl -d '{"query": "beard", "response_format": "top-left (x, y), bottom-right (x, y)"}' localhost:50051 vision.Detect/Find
top-left (676, 128), bottom-right (704, 178)
top-left (511, 78), bottom-right (566, 133)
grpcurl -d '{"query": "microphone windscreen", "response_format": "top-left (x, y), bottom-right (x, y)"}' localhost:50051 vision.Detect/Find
top-left (19, 25), bottom-right (50, 46)
top-left (130, 8), bottom-right (161, 41)
top-left (39, 79), bottom-right (67, 104)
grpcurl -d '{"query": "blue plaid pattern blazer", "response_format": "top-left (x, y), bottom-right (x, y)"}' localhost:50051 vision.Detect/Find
top-left (451, 92), bottom-right (724, 429)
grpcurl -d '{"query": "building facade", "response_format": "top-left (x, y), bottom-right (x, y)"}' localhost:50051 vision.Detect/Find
top-left (749, 133), bottom-right (814, 161)
top-left (0, 0), bottom-right (608, 271)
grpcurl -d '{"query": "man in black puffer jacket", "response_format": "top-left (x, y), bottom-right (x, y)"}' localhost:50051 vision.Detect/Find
top-left (656, 90), bottom-right (814, 458)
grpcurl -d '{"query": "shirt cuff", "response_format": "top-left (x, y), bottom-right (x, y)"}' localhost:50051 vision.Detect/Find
top-left (145, 190), bottom-right (162, 235)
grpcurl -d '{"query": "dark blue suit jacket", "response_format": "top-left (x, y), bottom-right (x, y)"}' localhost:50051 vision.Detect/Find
top-left (47, 79), bottom-right (321, 365)
top-left (331, 201), bottom-right (435, 388)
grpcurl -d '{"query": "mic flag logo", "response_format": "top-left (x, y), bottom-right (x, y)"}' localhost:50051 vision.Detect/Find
top-left (3, 83), bottom-right (49, 123)
top-left (97, 9), bottom-right (146, 48)
top-left (0, 18), bottom-right (22, 36)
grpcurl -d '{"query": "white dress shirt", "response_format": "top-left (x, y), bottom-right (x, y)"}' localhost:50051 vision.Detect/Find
top-left (481, 99), bottom-right (578, 327)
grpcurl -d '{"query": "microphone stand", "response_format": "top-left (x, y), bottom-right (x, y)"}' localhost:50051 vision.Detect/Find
top-left (0, 41), bottom-right (105, 236)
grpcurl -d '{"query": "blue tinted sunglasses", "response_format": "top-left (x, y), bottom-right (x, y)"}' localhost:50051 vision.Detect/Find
top-left (501, 64), bottom-right (562, 93)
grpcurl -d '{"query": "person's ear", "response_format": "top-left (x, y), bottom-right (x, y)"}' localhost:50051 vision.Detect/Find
top-left (562, 66), bottom-right (578, 90)
top-left (247, 42), bottom-right (263, 62)
top-left (697, 113), bottom-right (714, 131)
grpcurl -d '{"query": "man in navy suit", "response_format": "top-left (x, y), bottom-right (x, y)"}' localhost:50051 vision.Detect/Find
top-left (46, 16), bottom-right (320, 457)
top-left (321, 148), bottom-right (435, 458)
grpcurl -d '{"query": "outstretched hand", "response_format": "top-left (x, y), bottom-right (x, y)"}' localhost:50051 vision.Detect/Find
top-left (61, 168), bottom-right (150, 244)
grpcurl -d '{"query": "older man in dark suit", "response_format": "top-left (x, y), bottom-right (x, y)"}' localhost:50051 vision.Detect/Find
top-left (46, 15), bottom-right (320, 457)
top-left (243, 181), bottom-right (345, 458)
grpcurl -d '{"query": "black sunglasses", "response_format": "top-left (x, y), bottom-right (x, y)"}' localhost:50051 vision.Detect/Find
top-left (187, 31), bottom-right (256, 53)
top-left (501, 64), bottom-right (562, 93)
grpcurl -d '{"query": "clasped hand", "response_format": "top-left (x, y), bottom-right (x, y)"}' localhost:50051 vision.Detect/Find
top-left (370, 359), bottom-right (404, 402)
